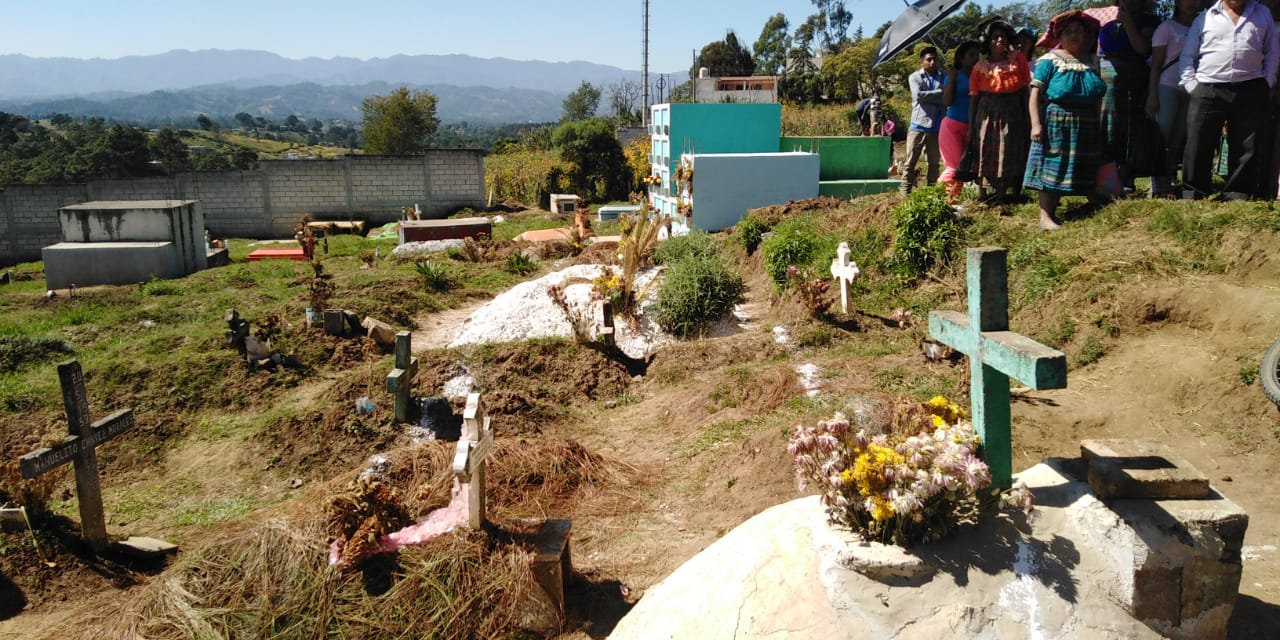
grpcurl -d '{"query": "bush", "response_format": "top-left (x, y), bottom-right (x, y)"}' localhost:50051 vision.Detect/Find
top-left (761, 219), bottom-right (823, 289)
top-left (737, 214), bottom-right (771, 255)
top-left (889, 186), bottom-right (957, 279)
top-left (654, 230), bottom-right (719, 266)
top-left (504, 252), bottom-right (537, 275)
top-left (140, 276), bottom-right (182, 296)
top-left (414, 259), bottom-right (454, 292)
top-left (654, 255), bottom-right (745, 337)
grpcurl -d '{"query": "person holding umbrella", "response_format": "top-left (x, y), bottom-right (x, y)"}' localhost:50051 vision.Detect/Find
top-left (1024, 10), bottom-right (1109, 231)
top-left (958, 19), bottom-right (1033, 204)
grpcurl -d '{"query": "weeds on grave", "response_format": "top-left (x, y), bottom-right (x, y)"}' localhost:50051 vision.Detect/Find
top-left (308, 259), bottom-right (336, 312)
top-left (762, 219), bottom-right (824, 289)
top-left (140, 275), bottom-right (182, 296)
top-left (327, 476), bottom-right (412, 569)
top-left (889, 186), bottom-right (958, 280)
top-left (654, 230), bottom-right (718, 266)
top-left (357, 248), bottom-right (376, 268)
top-left (785, 265), bottom-right (831, 318)
top-left (736, 213), bottom-right (771, 255)
top-left (415, 259), bottom-right (454, 292)
top-left (654, 254), bottom-right (745, 337)
top-left (504, 252), bottom-right (537, 276)
top-left (788, 396), bottom-right (998, 547)
top-left (616, 200), bottom-right (670, 314)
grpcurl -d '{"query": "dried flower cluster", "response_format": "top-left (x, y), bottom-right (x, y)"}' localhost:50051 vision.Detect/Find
top-left (788, 396), bottom-right (993, 546)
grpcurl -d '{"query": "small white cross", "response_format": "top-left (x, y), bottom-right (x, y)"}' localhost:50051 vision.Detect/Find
top-left (830, 242), bottom-right (861, 314)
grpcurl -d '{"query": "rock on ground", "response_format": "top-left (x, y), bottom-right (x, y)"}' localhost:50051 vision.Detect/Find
top-left (448, 264), bottom-right (670, 359)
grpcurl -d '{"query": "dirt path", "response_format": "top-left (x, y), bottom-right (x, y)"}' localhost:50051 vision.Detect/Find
top-left (409, 298), bottom-right (490, 352)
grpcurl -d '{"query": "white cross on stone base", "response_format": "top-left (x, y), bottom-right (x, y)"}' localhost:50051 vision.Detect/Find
top-left (452, 392), bottom-right (494, 529)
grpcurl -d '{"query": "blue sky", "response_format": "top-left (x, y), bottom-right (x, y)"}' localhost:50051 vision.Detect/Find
top-left (1, 0), bottom-right (905, 72)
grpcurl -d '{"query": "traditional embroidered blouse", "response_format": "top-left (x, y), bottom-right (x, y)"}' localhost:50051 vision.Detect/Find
top-left (969, 51), bottom-right (1032, 95)
top-left (1031, 50), bottom-right (1108, 105)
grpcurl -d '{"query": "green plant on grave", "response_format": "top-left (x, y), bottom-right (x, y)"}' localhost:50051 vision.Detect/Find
top-left (615, 198), bottom-right (671, 314)
top-left (788, 397), bottom-right (999, 547)
top-left (357, 248), bottom-right (376, 268)
top-left (736, 213), bottom-right (771, 255)
top-left (761, 218), bottom-right (822, 289)
top-left (504, 251), bottom-right (538, 275)
top-left (654, 230), bottom-right (718, 266)
top-left (140, 275), bottom-right (182, 296)
top-left (414, 259), bottom-right (454, 292)
top-left (888, 186), bottom-right (957, 279)
top-left (654, 254), bottom-right (745, 337)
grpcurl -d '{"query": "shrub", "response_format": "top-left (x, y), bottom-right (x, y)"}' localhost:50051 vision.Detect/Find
top-left (654, 230), bottom-right (718, 265)
top-left (140, 276), bottom-right (182, 296)
top-left (889, 186), bottom-right (957, 279)
top-left (414, 259), bottom-right (454, 292)
top-left (504, 252), bottom-right (537, 275)
top-left (761, 219), bottom-right (822, 289)
top-left (737, 214), bottom-right (771, 255)
top-left (787, 397), bottom-right (994, 547)
top-left (654, 255), bottom-right (745, 337)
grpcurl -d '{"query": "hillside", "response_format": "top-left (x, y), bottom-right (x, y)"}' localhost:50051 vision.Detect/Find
top-left (0, 195), bottom-right (1277, 638)
top-left (0, 81), bottom-right (567, 126)
top-left (0, 49), bottom-right (683, 100)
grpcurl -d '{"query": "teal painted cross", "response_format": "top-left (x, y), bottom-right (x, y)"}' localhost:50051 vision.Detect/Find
top-left (386, 331), bottom-right (418, 422)
top-left (928, 248), bottom-right (1067, 488)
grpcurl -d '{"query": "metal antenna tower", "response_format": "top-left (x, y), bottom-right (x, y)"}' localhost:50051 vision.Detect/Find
top-left (642, 0), bottom-right (650, 125)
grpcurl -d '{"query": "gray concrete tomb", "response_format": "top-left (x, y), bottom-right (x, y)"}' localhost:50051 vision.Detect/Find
top-left (42, 199), bottom-right (208, 288)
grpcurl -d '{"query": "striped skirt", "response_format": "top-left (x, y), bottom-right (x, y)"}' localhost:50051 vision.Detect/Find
top-left (957, 91), bottom-right (1030, 187)
top-left (1024, 102), bottom-right (1104, 194)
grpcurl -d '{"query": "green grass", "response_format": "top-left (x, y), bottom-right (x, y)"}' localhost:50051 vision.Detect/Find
top-left (172, 497), bottom-right (256, 527)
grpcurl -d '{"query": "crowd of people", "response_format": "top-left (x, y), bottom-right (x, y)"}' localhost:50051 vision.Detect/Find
top-left (896, 0), bottom-right (1280, 231)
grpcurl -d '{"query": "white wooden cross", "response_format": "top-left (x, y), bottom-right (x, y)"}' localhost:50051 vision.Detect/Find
top-left (830, 241), bottom-right (861, 314)
top-left (452, 392), bottom-right (494, 529)
top-left (19, 360), bottom-right (134, 552)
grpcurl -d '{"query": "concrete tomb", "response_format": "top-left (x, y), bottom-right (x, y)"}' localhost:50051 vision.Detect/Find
top-left (549, 194), bottom-right (580, 215)
top-left (673, 151), bottom-right (819, 233)
top-left (398, 217), bottom-right (492, 243)
top-left (42, 200), bottom-right (208, 289)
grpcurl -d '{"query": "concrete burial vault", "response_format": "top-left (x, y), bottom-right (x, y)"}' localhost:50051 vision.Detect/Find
top-left (42, 200), bottom-right (208, 289)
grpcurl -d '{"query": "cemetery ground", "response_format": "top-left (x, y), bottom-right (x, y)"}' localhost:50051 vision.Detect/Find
top-left (1, 195), bottom-right (1279, 638)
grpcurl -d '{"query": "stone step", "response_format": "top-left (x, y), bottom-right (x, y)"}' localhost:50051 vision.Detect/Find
top-left (1081, 439), bottom-right (1210, 499)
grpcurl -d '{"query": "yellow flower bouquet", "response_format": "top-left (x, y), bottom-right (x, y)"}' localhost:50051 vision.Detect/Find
top-left (788, 396), bottom-right (992, 546)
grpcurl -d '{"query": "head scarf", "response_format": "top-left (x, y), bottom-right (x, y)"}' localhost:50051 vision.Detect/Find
top-left (1036, 10), bottom-right (1103, 49)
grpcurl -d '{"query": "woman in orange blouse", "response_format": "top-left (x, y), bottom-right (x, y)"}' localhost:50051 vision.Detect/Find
top-left (958, 19), bottom-right (1033, 203)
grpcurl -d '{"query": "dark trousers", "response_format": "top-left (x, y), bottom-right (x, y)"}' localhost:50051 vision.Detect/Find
top-left (1183, 78), bottom-right (1270, 198)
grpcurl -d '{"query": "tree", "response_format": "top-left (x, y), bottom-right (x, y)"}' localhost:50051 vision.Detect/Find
top-left (551, 119), bottom-right (628, 202)
top-left (149, 128), bottom-right (192, 176)
top-left (607, 78), bottom-right (642, 126)
top-left (360, 86), bottom-right (439, 154)
top-left (561, 81), bottom-right (603, 122)
top-left (196, 113), bottom-right (215, 132)
top-left (49, 113), bottom-right (73, 129)
top-left (695, 31), bottom-right (755, 77)
top-left (234, 112), bottom-right (255, 130)
top-left (812, 0), bottom-right (853, 53)
top-left (753, 13), bottom-right (791, 76)
top-left (790, 14), bottom-right (825, 75)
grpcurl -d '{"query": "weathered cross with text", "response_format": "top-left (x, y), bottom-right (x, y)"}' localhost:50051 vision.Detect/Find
top-left (452, 392), bottom-right (494, 529)
top-left (19, 360), bottom-right (135, 551)
top-left (928, 248), bottom-right (1067, 488)
top-left (386, 331), bottom-right (418, 422)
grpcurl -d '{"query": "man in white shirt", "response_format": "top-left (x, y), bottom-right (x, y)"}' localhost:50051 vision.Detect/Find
top-left (1179, 0), bottom-right (1280, 199)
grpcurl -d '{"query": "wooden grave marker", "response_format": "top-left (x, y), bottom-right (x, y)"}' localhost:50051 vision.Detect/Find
top-left (452, 392), bottom-right (494, 529)
top-left (386, 331), bottom-right (418, 422)
top-left (928, 247), bottom-right (1068, 488)
top-left (599, 300), bottom-right (616, 348)
top-left (19, 360), bottom-right (134, 551)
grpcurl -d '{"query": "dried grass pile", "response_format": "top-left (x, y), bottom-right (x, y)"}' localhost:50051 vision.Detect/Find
top-left (43, 438), bottom-right (633, 640)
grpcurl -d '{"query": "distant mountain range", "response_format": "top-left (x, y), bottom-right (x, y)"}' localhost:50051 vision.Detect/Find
top-left (0, 49), bottom-right (686, 125)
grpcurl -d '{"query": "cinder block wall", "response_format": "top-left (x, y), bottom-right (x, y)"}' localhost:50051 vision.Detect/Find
top-left (0, 152), bottom-right (485, 266)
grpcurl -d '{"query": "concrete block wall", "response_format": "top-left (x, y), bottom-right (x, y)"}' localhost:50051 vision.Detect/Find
top-left (2, 184), bottom-right (90, 266)
top-left (0, 152), bottom-right (485, 265)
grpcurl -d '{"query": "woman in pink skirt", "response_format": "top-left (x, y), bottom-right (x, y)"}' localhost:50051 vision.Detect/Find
top-left (939, 41), bottom-right (981, 203)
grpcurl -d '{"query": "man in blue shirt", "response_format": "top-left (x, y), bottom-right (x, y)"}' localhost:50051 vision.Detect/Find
top-left (1179, 0), bottom-right (1280, 199)
top-left (902, 47), bottom-right (946, 195)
